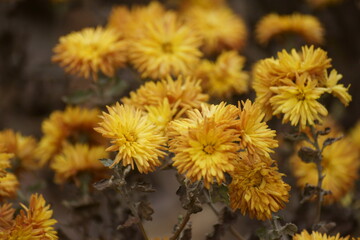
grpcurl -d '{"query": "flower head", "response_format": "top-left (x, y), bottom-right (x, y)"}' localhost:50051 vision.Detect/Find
top-left (52, 27), bottom-right (127, 80)
top-left (290, 123), bottom-right (359, 204)
top-left (0, 203), bottom-right (14, 231)
top-left (122, 75), bottom-right (209, 118)
top-left (51, 144), bottom-right (109, 185)
top-left (236, 100), bottom-right (278, 158)
top-left (181, 5), bottom-right (247, 54)
top-left (194, 51), bottom-right (249, 98)
top-left (145, 98), bottom-right (177, 132)
top-left (0, 173), bottom-right (19, 201)
top-left (0, 129), bottom-right (39, 171)
top-left (36, 106), bottom-right (105, 166)
top-left (229, 155), bottom-right (290, 220)
top-left (168, 103), bottom-right (240, 188)
top-left (293, 230), bottom-right (350, 240)
top-left (95, 103), bottom-right (167, 173)
top-left (0, 153), bottom-right (13, 178)
top-left (253, 46), bottom-right (351, 127)
top-left (1, 194), bottom-right (58, 240)
top-left (255, 13), bottom-right (324, 45)
top-left (128, 12), bottom-right (202, 79)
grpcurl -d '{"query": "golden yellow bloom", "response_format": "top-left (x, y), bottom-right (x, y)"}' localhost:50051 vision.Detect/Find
top-left (52, 27), bottom-right (127, 80)
top-left (0, 152), bottom-right (13, 178)
top-left (194, 51), bottom-right (249, 98)
top-left (229, 155), bottom-right (290, 220)
top-left (349, 121), bottom-right (360, 154)
top-left (270, 75), bottom-right (328, 128)
top-left (145, 98), bottom-right (177, 132)
top-left (0, 129), bottom-right (39, 170)
top-left (107, 2), bottom-right (166, 39)
top-left (236, 100), bottom-right (278, 158)
top-left (252, 46), bottom-right (351, 126)
top-left (325, 69), bottom-right (352, 106)
top-left (0, 203), bottom-right (14, 231)
top-left (293, 230), bottom-right (350, 240)
top-left (122, 75), bottom-right (209, 118)
top-left (290, 126), bottom-right (359, 204)
top-left (95, 103), bottom-right (167, 173)
top-left (255, 13), bottom-right (324, 45)
top-left (168, 102), bottom-right (240, 188)
top-left (2, 193), bottom-right (58, 240)
top-left (128, 12), bottom-right (202, 79)
top-left (0, 173), bottom-right (19, 201)
top-left (37, 106), bottom-right (104, 166)
top-left (181, 5), bottom-right (247, 54)
top-left (180, 0), bottom-right (225, 10)
top-left (51, 144), bottom-right (109, 185)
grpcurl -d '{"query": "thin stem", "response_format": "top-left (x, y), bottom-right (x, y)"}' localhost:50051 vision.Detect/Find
top-left (204, 190), bottom-right (245, 240)
top-left (170, 211), bottom-right (192, 240)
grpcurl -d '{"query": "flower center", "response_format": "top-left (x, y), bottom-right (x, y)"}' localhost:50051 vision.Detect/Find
top-left (161, 42), bottom-right (173, 53)
top-left (124, 132), bottom-right (137, 142)
top-left (296, 90), bottom-right (306, 101)
top-left (203, 145), bottom-right (215, 154)
top-left (251, 171), bottom-right (264, 188)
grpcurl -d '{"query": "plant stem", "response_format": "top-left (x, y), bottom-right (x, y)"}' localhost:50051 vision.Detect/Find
top-left (204, 191), bottom-right (246, 240)
top-left (170, 211), bottom-right (192, 240)
top-left (309, 126), bottom-right (324, 227)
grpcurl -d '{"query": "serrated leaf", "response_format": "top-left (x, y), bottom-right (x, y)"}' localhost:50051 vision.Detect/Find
top-left (284, 132), bottom-right (308, 142)
top-left (210, 184), bottom-right (229, 205)
top-left (298, 147), bottom-right (319, 163)
top-left (100, 158), bottom-right (114, 167)
top-left (317, 127), bottom-right (331, 136)
top-left (280, 223), bottom-right (298, 236)
top-left (93, 177), bottom-right (113, 191)
top-left (117, 216), bottom-right (140, 229)
top-left (137, 200), bottom-right (154, 221)
top-left (323, 137), bottom-right (342, 149)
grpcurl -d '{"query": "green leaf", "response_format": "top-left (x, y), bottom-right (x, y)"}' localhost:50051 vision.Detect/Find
top-left (62, 89), bottom-right (94, 104)
top-left (298, 146), bottom-right (319, 163)
top-left (323, 136), bottom-right (342, 149)
top-left (210, 184), bottom-right (229, 205)
top-left (99, 158), bottom-right (114, 167)
top-left (280, 223), bottom-right (298, 236)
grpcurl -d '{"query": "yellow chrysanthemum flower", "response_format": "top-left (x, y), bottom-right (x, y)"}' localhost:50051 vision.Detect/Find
top-left (293, 230), bottom-right (350, 240)
top-left (0, 203), bottom-right (14, 231)
top-left (253, 46), bottom-right (351, 127)
top-left (0, 152), bottom-right (13, 178)
top-left (270, 75), bottom-right (328, 128)
top-left (290, 125), bottom-right (359, 204)
top-left (349, 121), bottom-right (360, 154)
top-left (145, 98), bottom-right (177, 132)
top-left (181, 5), bottom-right (247, 54)
top-left (95, 103), bottom-right (167, 173)
top-left (194, 51), bottom-right (249, 98)
top-left (51, 144), bottom-right (109, 185)
top-left (36, 106), bottom-right (104, 166)
top-left (255, 13), bottom-right (324, 45)
top-left (168, 102), bottom-right (240, 188)
top-left (0, 129), bottom-right (39, 170)
top-left (236, 100), bottom-right (278, 158)
top-left (0, 173), bottom-right (19, 201)
top-left (52, 27), bottom-right (127, 80)
top-left (128, 11), bottom-right (202, 79)
top-left (1, 194), bottom-right (58, 240)
top-left (107, 2), bottom-right (166, 39)
top-left (229, 154), bottom-right (290, 220)
top-left (122, 76), bottom-right (209, 118)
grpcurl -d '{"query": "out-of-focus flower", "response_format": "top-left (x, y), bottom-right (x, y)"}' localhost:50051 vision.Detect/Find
top-left (236, 100), bottom-right (278, 158)
top-left (194, 51), bottom-right (249, 98)
top-left (229, 154), bottom-right (290, 220)
top-left (51, 144), bottom-right (109, 185)
top-left (290, 123), bottom-right (359, 204)
top-left (255, 13), bottom-right (324, 45)
top-left (181, 5), bottom-right (247, 54)
top-left (0, 129), bottom-right (39, 170)
top-left (168, 102), bottom-right (239, 188)
top-left (0, 203), bottom-right (14, 231)
top-left (293, 230), bottom-right (350, 240)
top-left (253, 46), bottom-right (351, 128)
top-left (0, 153), bottom-right (12, 178)
top-left (122, 76), bottom-right (209, 118)
top-left (0, 194), bottom-right (58, 240)
top-left (128, 12), bottom-right (202, 79)
top-left (180, 0), bottom-right (226, 10)
top-left (349, 121), bottom-right (360, 154)
top-left (107, 2), bottom-right (166, 39)
top-left (95, 103), bottom-right (167, 173)
top-left (52, 27), bottom-right (127, 80)
top-left (36, 106), bottom-right (104, 166)
top-left (0, 173), bottom-right (19, 201)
